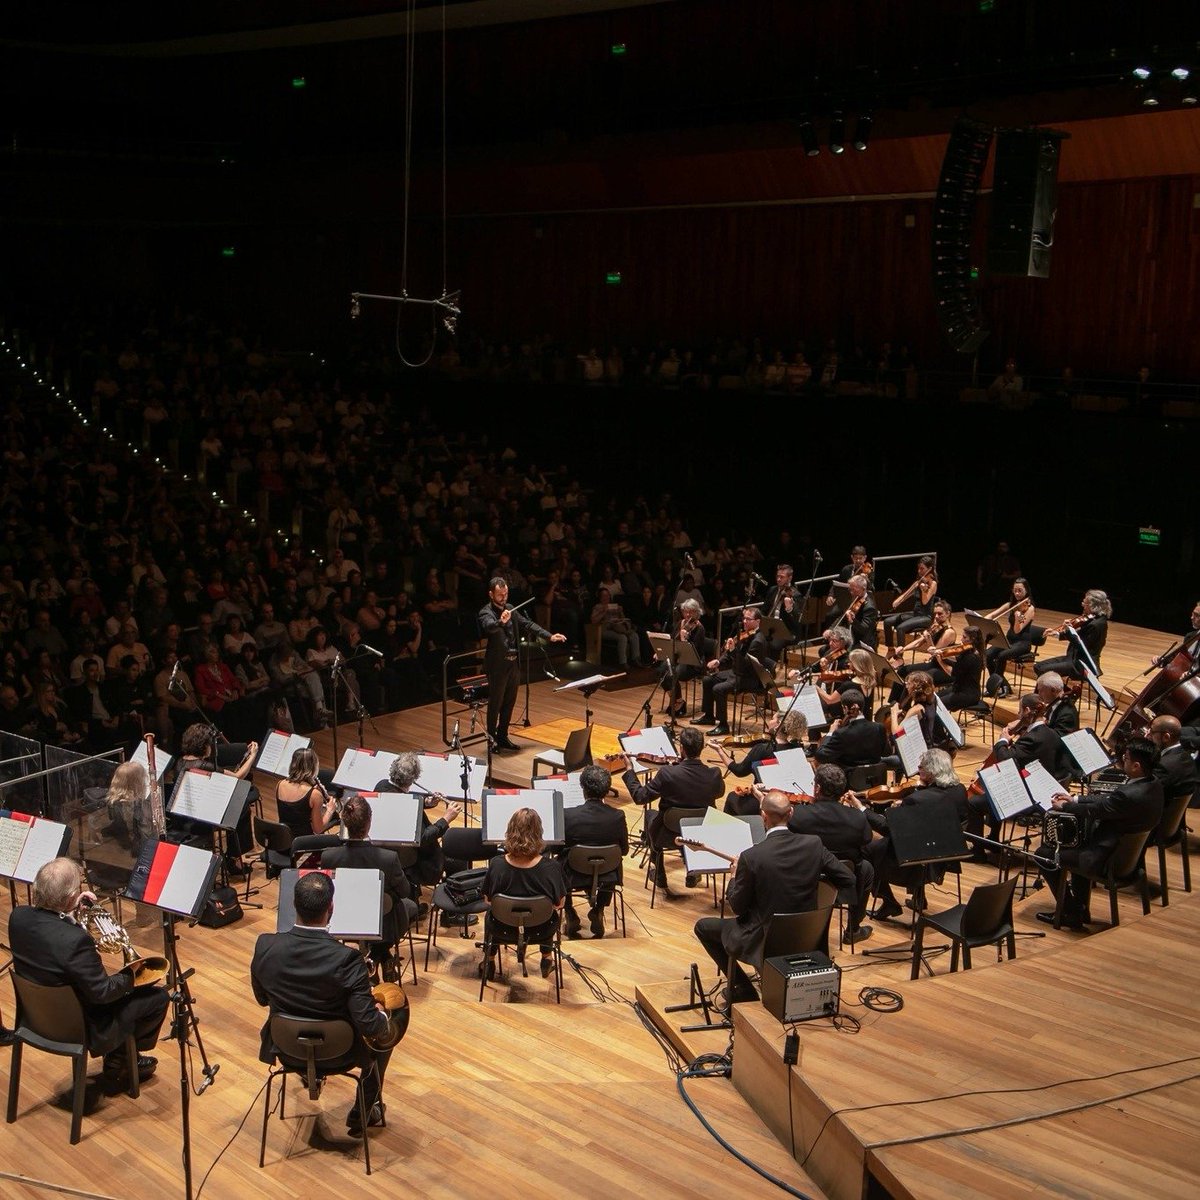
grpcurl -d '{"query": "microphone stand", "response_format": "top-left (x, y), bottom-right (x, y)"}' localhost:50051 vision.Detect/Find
top-left (622, 674), bottom-right (662, 735)
top-left (797, 551), bottom-right (821, 668)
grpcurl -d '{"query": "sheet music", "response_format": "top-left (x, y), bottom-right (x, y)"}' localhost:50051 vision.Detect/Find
top-left (978, 757), bottom-right (1034, 821)
top-left (1081, 665), bottom-right (1114, 711)
top-left (554, 672), bottom-right (622, 692)
top-left (256, 729), bottom-right (313, 776)
top-left (1062, 728), bottom-right (1112, 777)
top-left (676, 816), bottom-right (753, 874)
top-left (768, 746), bottom-right (817, 794)
top-left (482, 789), bottom-right (564, 844)
top-left (934, 697), bottom-right (965, 748)
top-left (416, 751), bottom-right (487, 803)
top-left (1021, 760), bottom-right (1065, 811)
top-left (362, 792), bottom-right (423, 843)
top-left (0, 814), bottom-right (31, 877)
top-left (618, 726), bottom-right (676, 760)
top-left (895, 714), bottom-right (928, 778)
top-left (328, 868), bottom-right (383, 938)
top-left (532, 771), bottom-right (585, 808)
top-left (126, 841), bottom-right (219, 917)
top-left (333, 747), bottom-right (398, 791)
top-left (12, 817), bottom-right (68, 883)
top-left (753, 757), bottom-right (815, 797)
top-left (170, 769), bottom-right (240, 826)
top-left (131, 740), bottom-right (173, 781)
top-left (774, 686), bottom-right (828, 729)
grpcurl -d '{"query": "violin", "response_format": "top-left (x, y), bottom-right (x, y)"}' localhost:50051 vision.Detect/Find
top-left (856, 781), bottom-right (917, 806)
top-left (1044, 614), bottom-right (1092, 638)
top-left (930, 642), bottom-right (973, 661)
top-left (814, 669), bottom-right (854, 684)
top-left (600, 751), bottom-right (680, 771)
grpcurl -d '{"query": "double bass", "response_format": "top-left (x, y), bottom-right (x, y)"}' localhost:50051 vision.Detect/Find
top-left (1108, 632), bottom-right (1200, 750)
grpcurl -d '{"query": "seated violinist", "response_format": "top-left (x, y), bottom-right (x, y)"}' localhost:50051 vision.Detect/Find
top-left (934, 625), bottom-right (986, 712)
top-left (694, 607), bottom-right (775, 738)
top-left (887, 600), bottom-right (956, 700)
top-left (1034, 589), bottom-right (1111, 681)
top-left (812, 646), bottom-right (879, 717)
top-left (883, 555), bottom-right (938, 650)
top-left (825, 574), bottom-right (878, 651)
top-left (814, 688), bottom-right (890, 768)
top-left (846, 748), bottom-right (967, 921)
top-left (709, 710), bottom-right (809, 815)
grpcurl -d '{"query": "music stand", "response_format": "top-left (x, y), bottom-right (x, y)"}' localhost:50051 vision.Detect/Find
top-left (862, 800), bottom-right (966, 971)
top-left (414, 749), bottom-right (486, 824)
top-left (555, 672), bottom-right (624, 727)
top-left (333, 746), bottom-right (399, 792)
top-left (966, 612), bottom-right (1006, 649)
top-left (359, 792), bottom-right (423, 847)
top-left (167, 769), bottom-right (256, 902)
top-left (276, 867), bottom-right (384, 939)
top-left (867, 650), bottom-right (904, 697)
top-left (531, 771), bottom-right (586, 808)
top-left (124, 838), bottom-right (223, 1200)
top-left (481, 788), bottom-right (565, 846)
top-left (254, 729), bottom-right (312, 777)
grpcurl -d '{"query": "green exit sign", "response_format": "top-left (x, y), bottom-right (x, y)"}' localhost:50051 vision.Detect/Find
top-left (1139, 526), bottom-right (1161, 546)
top-left (221, 246), bottom-right (236, 258)
top-left (605, 270), bottom-right (623, 285)
top-left (292, 76), bottom-right (307, 89)
top-left (610, 43), bottom-right (627, 57)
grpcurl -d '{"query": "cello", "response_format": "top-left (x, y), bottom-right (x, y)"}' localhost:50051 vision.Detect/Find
top-left (1108, 632), bottom-right (1200, 750)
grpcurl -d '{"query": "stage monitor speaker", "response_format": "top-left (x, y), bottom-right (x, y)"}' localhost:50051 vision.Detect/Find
top-left (988, 128), bottom-right (1068, 278)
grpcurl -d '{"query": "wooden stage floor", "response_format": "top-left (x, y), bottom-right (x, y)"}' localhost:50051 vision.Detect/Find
top-left (0, 610), bottom-right (1194, 1199)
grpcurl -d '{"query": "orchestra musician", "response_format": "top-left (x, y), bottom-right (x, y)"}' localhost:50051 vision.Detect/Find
top-left (1035, 738), bottom-right (1163, 929)
top-left (827, 545), bottom-right (873, 599)
top-left (377, 751), bottom-right (464, 901)
top-left (1035, 589), bottom-right (1111, 681)
top-left (693, 606), bottom-right (775, 738)
top-left (826, 574), bottom-right (879, 651)
top-left (623, 726), bottom-right (722, 894)
top-left (710, 709), bottom-right (809, 814)
top-left (886, 600), bottom-right (956, 700)
top-left (814, 688), bottom-right (890, 768)
top-left (1153, 601), bottom-right (1200, 752)
top-left (692, 790), bottom-right (855, 1006)
top-left (478, 578), bottom-right (567, 753)
top-left (934, 625), bottom-right (986, 712)
top-left (882, 556), bottom-right (938, 650)
top-left (275, 746), bottom-right (340, 839)
top-left (786, 764), bottom-right (875, 943)
top-left (846, 748), bottom-right (967, 921)
top-left (659, 597), bottom-right (707, 718)
top-left (560, 764), bottom-right (629, 938)
top-left (761, 562), bottom-right (803, 656)
top-left (1146, 715), bottom-right (1199, 810)
top-left (984, 578), bottom-right (1036, 699)
top-left (9, 857), bottom-right (168, 1089)
top-left (813, 647), bottom-right (879, 716)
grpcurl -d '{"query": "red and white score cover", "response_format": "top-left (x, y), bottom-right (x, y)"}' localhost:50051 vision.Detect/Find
top-left (126, 840), bottom-right (221, 918)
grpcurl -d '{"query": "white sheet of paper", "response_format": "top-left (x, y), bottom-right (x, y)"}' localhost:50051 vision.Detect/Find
top-left (1081, 666), bottom-right (1114, 711)
top-left (171, 770), bottom-right (239, 826)
top-left (131, 740), bottom-right (173, 781)
top-left (483, 789), bottom-right (562, 843)
top-left (532, 772), bottom-right (585, 808)
top-left (895, 714), bottom-right (929, 778)
top-left (0, 815), bottom-right (32, 878)
top-left (333, 747), bottom-right (398, 791)
top-left (329, 868), bottom-right (383, 938)
top-left (13, 818), bottom-right (67, 883)
top-left (1062, 729), bottom-right (1112, 777)
top-left (934, 697), bottom-right (965, 748)
top-left (979, 757), bottom-right (1033, 821)
top-left (153, 842), bottom-right (219, 917)
top-left (555, 673), bottom-right (620, 692)
top-left (1021, 760), bottom-right (1065, 811)
top-left (619, 726), bottom-right (677, 760)
top-left (416, 751), bottom-right (487, 803)
top-left (362, 792), bottom-right (423, 843)
top-left (775, 686), bottom-right (828, 729)
top-left (677, 818), bottom-right (753, 873)
top-left (256, 730), bottom-right (312, 777)
top-left (770, 746), bottom-right (817, 795)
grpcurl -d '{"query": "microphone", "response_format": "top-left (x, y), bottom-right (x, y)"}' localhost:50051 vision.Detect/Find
top-left (887, 578), bottom-right (899, 591)
top-left (753, 571), bottom-right (770, 586)
top-left (451, 720), bottom-right (460, 748)
top-left (469, 706), bottom-right (477, 734)
top-left (813, 549), bottom-right (823, 563)
top-left (544, 663), bottom-right (561, 682)
top-left (168, 659), bottom-right (180, 688)
top-left (359, 644), bottom-right (384, 659)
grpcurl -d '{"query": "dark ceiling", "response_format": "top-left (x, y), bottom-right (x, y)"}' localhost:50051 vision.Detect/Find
top-left (2, 1), bottom-right (1196, 166)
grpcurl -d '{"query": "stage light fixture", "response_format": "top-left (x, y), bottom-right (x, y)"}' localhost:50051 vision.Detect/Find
top-left (1171, 66), bottom-right (1190, 81)
top-left (1142, 89), bottom-right (1160, 106)
top-left (1132, 65), bottom-right (1152, 80)
top-left (853, 114), bottom-right (873, 151)
top-left (829, 112), bottom-right (846, 154)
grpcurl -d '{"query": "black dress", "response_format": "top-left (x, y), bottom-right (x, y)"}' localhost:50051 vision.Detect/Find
top-left (483, 854), bottom-right (566, 949)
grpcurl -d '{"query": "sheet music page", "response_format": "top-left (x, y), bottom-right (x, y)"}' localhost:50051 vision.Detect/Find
top-left (363, 792), bottom-right (423, 843)
top-left (771, 746), bottom-right (816, 794)
top-left (0, 815), bottom-right (32, 878)
top-left (131, 740), bottom-right (173, 780)
top-left (678, 819), bottom-right (753, 873)
top-left (979, 757), bottom-right (1033, 821)
top-left (170, 770), bottom-right (239, 825)
top-left (154, 842), bottom-right (220, 917)
top-left (896, 714), bottom-right (928, 778)
top-left (754, 758), bottom-right (811, 796)
top-left (1021, 760), bottom-right (1065, 811)
top-left (329, 868), bottom-right (383, 938)
top-left (1062, 729), bottom-right (1112, 777)
top-left (13, 818), bottom-right (67, 882)
top-left (934, 697), bottom-right (965, 748)
top-left (618, 726), bottom-right (677, 760)
top-left (775, 686), bottom-right (828, 729)
top-left (554, 673), bottom-right (615, 691)
top-left (1081, 666), bottom-right (1114, 711)
top-left (483, 789), bottom-right (559, 842)
top-left (416, 752), bottom-right (487, 802)
top-left (333, 747), bottom-right (398, 791)
top-left (532, 771), bottom-right (585, 808)
top-left (256, 730), bottom-right (311, 776)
